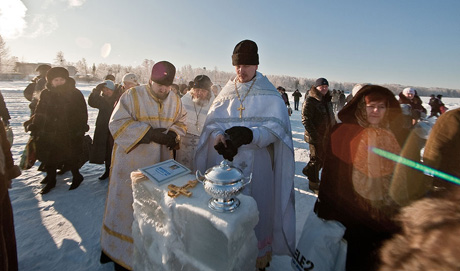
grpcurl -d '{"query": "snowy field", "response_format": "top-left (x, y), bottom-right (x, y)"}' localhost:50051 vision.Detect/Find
top-left (1, 80), bottom-right (458, 271)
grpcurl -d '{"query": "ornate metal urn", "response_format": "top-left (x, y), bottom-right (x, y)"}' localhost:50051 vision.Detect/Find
top-left (196, 160), bottom-right (252, 212)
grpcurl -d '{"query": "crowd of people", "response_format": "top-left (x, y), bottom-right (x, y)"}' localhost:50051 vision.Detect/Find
top-left (1, 39), bottom-right (458, 271)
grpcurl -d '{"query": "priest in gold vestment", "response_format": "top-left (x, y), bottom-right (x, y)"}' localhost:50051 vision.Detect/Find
top-left (100, 61), bottom-right (187, 270)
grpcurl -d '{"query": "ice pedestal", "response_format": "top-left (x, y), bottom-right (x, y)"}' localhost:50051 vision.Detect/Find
top-left (131, 171), bottom-right (259, 271)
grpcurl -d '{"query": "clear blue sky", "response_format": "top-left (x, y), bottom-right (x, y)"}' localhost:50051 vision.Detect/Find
top-left (1, 0), bottom-right (460, 89)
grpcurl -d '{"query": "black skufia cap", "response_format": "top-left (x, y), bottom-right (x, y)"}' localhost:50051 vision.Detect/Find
top-left (232, 40), bottom-right (259, 66)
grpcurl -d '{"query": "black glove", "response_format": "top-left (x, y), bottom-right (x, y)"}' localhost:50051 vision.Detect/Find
top-left (149, 128), bottom-right (169, 145)
top-left (165, 131), bottom-right (179, 150)
top-left (139, 128), bottom-right (166, 144)
top-left (214, 139), bottom-right (238, 161)
top-left (95, 83), bottom-right (106, 92)
top-left (225, 126), bottom-right (253, 148)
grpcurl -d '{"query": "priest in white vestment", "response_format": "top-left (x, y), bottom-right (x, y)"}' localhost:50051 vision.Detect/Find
top-left (176, 75), bottom-right (214, 171)
top-left (100, 61), bottom-right (187, 270)
top-left (195, 40), bottom-right (295, 270)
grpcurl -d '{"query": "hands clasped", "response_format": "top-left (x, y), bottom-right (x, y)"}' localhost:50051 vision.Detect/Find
top-left (140, 127), bottom-right (179, 150)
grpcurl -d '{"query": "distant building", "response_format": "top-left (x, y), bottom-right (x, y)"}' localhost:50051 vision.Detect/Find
top-left (13, 62), bottom-right (77, 77)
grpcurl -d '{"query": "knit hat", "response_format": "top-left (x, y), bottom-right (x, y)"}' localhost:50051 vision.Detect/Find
top-left (122, 73), bottom-right (139, 85)
top-left (46, 67), bottom-right (69, 82)
top-left (193, 75), bottom-right (212, 91)
top-left (402, 87), bottom-right (415, 96)
top-left (103, 80), bottom-right (115, 91)
top-left (232, 40), bottom-right (259, 66)
top-left (150, 61), bottom-right (175, 86)
top-left (315, 78), bottom-right (329, 87)
top-left (36, 64), bottom-right (51, 72)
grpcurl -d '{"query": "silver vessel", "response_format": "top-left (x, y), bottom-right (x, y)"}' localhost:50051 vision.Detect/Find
top-left (196, 160), bottom-right (252, 212)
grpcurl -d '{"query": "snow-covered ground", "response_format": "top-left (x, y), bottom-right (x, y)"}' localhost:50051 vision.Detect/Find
top-left (1, 80), bottom-right (458, 271)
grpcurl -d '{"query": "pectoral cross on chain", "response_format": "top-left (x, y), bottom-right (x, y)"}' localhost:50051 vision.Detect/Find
top-left (237, 104), bottom-right (245, 118)
top-left (167, 180), bottom-right (199, 198)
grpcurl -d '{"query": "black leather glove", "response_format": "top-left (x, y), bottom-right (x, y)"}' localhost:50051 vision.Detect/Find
top-left (225, 126), bottom-right (253, 148)
top-left (214, 139), bottom-right (238, 161)
top-left (165, 131), bottom-right (179, 150)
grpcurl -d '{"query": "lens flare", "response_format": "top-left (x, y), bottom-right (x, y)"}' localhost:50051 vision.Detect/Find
top-left (372, 147), bottom-right (460, 186)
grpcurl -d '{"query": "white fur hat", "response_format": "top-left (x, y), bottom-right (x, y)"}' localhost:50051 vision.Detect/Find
top-left (352, 83), bottom-right (365, 97)
top-left (122, 73), bottom-right (139, 85)
top-left (403, 87), bottom-right (415, 95)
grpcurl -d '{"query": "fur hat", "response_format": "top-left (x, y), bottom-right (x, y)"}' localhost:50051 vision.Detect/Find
top-left (104, 74), bottom-right (115, 81)
top-left (232, 40), bottom-right (259, 66)
top-left (122, 73), bottom-right (139, 85)
top-left (150, 61), bottom-right (175, 86)
top-left (103, 80), bottom-right (115, 91)
top-left (315, 78), bottom-right (329, 87)
top-left (402, 87), bottom-right (415, 96)
top-left (36, 64), bottom-right (51, 72)
top-left (192, 75), bottom-right (212, 91)
top-left (352, 83), bottom-right (365, 97)
top-left (46, 67), bottom-right (69, 82)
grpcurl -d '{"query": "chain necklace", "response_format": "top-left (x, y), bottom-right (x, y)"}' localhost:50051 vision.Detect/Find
top-left (193, 101), bottom-right (204, 132)
top-left (234, 77), bottom-right (257, 118)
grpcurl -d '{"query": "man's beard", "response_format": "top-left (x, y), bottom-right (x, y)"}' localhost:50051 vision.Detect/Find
top-left (192, 97), bottom-right (210, 107)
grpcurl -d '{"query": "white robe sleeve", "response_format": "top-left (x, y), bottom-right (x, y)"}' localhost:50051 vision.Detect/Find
top-left (250, 126), bottom-right (277, 148)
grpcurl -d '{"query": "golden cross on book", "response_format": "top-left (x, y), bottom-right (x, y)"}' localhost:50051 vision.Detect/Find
top-left (167, 180), bottom-right (199, 198)
top-left (237, 104), bottom-right (245, 118)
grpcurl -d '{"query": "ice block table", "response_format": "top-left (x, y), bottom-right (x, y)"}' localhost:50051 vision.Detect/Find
top-left (131, 171), bottom-right (259, 271)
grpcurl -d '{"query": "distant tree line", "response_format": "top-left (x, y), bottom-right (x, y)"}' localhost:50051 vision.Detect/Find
top-left (1, 35), bottom-right (458, 97)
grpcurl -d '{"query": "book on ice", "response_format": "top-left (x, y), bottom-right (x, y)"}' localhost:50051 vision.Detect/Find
top-left (139, 159), bottom-right (191, 186)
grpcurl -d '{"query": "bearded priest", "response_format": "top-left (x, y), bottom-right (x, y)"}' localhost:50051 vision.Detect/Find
top-left (195, 40), bottom-right (295, 270)
top-left (176, 75), bottom-right (214, 171)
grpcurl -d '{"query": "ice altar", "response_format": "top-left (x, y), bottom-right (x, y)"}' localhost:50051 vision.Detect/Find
top-left (131, 171), bottom-right (259, 271)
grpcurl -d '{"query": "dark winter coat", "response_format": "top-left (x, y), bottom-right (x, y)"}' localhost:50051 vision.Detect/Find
top-left (88, 87), bottom-right (121, 164)
top-left (0, 121), bottom-right (21, 271)
top-left (315, 85), bottom-right (404, 271)
top-left (398, 92), bottom-right (427, 120)
top-left (0, 92), bottom-right (11, 123)
top-left (281, 92), bottom-right (290, 106)
top-left (29, 80), bottom-right (88, 167)
top-left (292, 90), bottom-right (302, 101)
top-left (428, 97), bottom-right (442, 116)
top-left (301, 86), bottom-right (336, 151)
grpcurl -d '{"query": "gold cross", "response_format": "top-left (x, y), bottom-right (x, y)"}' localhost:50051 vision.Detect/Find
top-left (237, 104), bottom-right (245, 118)
top-left (167, 180), bottom-right (199, 198)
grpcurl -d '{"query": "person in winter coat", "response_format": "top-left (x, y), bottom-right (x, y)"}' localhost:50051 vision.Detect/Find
top-left (301, 78), bottom-right (336, 192)
top-left (331, 89), bottom-right (339, 112)
top-left (278, 86), bottom-right (292, 116)
top-left (24, 64), bottom-right (52, 116)
top-left (0, 120), bottom-right (21, 271)
top-left (27, 67), bottom-right (89, 194)
top-left (292, 89), bottom-right (302, 110)
top-left (88, 80), bottom-right (122, 180)
top-left (121, 73), bottom-right (140, 91)
top-left (428, 94), bottom-right (442, 117)
top-left (398, 87), bottom-right (427, 125)
top-left (314, 85), bottom-right (405, 271)
top-left (0, 91), bottom-right (11, 126)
